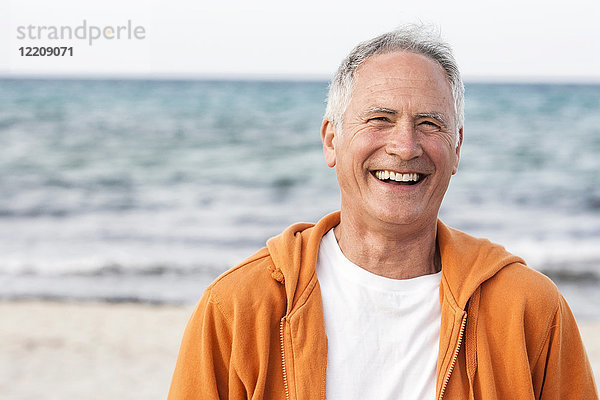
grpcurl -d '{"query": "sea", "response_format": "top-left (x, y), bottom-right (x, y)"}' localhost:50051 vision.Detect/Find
top-left (1, 79), bottom-right (599, 318)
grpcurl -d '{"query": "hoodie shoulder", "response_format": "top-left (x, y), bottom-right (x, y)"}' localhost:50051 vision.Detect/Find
top-left (482, 261), bottom-right (561, 314)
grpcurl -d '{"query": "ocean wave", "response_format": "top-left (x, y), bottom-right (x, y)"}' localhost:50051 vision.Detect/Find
top-left (1, 265), bottom-right (599, 311)
top-left (540, 269), bottom-right (599, 284)
top-left (0, 293), bottom-right (177, 305)
top-left (9, 262), bottom-right (224, 278)
top-left (7, 263), bottom-right (599, 283)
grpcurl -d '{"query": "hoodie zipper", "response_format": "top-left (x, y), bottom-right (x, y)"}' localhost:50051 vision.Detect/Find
top-left (438, 313), bottom-right (467, 400)
top-left (280, 317), bottom-right (291, 400)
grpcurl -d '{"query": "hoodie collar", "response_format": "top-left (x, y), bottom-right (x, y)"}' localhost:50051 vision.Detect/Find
top-left (267, 211), bottom-right (525, 314)
top-left (266, 212), bottom-right (340, 315)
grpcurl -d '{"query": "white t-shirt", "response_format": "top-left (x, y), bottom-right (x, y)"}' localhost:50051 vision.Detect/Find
top-left (316, 229), bottom-right (441, 400)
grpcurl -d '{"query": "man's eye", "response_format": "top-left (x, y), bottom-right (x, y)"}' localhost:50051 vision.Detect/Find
top-left (419, 121), bottom-right (441, 129)
top-left (368, 117), bottom-right (390, 122)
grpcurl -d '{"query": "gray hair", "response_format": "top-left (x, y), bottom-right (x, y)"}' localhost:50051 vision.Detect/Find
top-left (324, 25), bottom-right (464, 138)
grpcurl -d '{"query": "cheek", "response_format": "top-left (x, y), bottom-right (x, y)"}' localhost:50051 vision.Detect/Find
top-left (437, 131), bottom-right (457, 149)
top-left (427, 140), bottom-right (457, 169)
top-left (334, 139), bottom-right (377, 185)
top-left (347, 132), bottom-right (382, 158)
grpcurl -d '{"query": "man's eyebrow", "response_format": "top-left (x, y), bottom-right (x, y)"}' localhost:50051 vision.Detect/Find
top-left (415, 112), bottom-right (449, 126)
top-left (363, 107), bottom-right (397, 115)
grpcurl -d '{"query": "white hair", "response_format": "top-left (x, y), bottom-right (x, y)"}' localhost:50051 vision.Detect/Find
top-left (324, 25), bottom-right (464, 142)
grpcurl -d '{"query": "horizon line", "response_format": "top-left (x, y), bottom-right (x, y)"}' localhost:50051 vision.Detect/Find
top-left (1, 72), bottom-right (600, 85)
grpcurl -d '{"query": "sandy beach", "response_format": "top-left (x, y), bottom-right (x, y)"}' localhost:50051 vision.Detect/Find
top-left (1, 300), bottom-right (598, 399)
top-left (1, 301), bottom-right (193, 400)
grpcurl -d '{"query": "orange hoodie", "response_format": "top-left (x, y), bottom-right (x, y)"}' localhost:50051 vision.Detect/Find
top-left (168, 211), bottom-right (598, 399)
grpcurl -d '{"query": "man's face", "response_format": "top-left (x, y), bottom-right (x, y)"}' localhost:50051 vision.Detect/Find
top-left (321, 51), bottom-right (462, 229)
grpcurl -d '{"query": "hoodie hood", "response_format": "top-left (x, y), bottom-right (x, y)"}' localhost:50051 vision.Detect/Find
top-left (266, 211), bottom-right (525, 315)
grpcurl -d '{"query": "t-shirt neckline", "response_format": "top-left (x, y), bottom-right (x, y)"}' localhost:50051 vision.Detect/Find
top-left (321, 228), bottom-right (442, 293)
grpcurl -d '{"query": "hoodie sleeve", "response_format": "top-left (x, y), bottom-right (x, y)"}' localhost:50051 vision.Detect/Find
top-left (535, 295), bottom-right (598, 399)
top-left (168, 287), bottom-right (234, 400)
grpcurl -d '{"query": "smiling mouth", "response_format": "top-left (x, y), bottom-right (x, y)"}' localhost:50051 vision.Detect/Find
top-left (372, 170), bottom-right (425, 185)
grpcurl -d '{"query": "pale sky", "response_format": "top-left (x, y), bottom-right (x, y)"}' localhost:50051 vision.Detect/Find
top-left (2, 0), bottom-right (599, 82)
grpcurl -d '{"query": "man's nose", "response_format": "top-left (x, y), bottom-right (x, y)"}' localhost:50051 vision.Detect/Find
top-left (384, 122), bottom-right (423, 160)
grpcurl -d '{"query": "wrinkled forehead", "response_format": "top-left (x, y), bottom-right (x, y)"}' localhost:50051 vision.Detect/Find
top-left (354, 50), bottom-right (451, 87)
top-left (349, 51), bottom-right (455, 117)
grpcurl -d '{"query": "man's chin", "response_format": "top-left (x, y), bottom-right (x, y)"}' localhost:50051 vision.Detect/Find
top-left (367, 205), bottom-right (426, 228)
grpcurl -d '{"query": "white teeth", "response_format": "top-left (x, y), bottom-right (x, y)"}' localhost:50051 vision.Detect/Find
top-left (398, 173), bottom-right (414, 182)
top-left (374, 170), bottom-right (420, 182)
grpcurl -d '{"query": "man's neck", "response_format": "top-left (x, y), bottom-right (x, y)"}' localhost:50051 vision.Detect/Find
top-left (333, 212), bottom-right (440, 280)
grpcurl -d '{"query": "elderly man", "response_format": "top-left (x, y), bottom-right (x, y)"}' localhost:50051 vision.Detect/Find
top-left (169, 26), bottom-right (597, 399)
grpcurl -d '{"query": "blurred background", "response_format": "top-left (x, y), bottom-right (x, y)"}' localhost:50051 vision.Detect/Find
top-left (1, 1), bottom-right (599, 398)
top-left (1, 0), bottom-right (599, 316)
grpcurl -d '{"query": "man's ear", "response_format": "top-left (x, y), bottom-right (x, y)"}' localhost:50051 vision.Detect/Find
top-left (452, 127), bottom-right (463, 175)
top-left (321, 119), bottom-right (337, 168)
